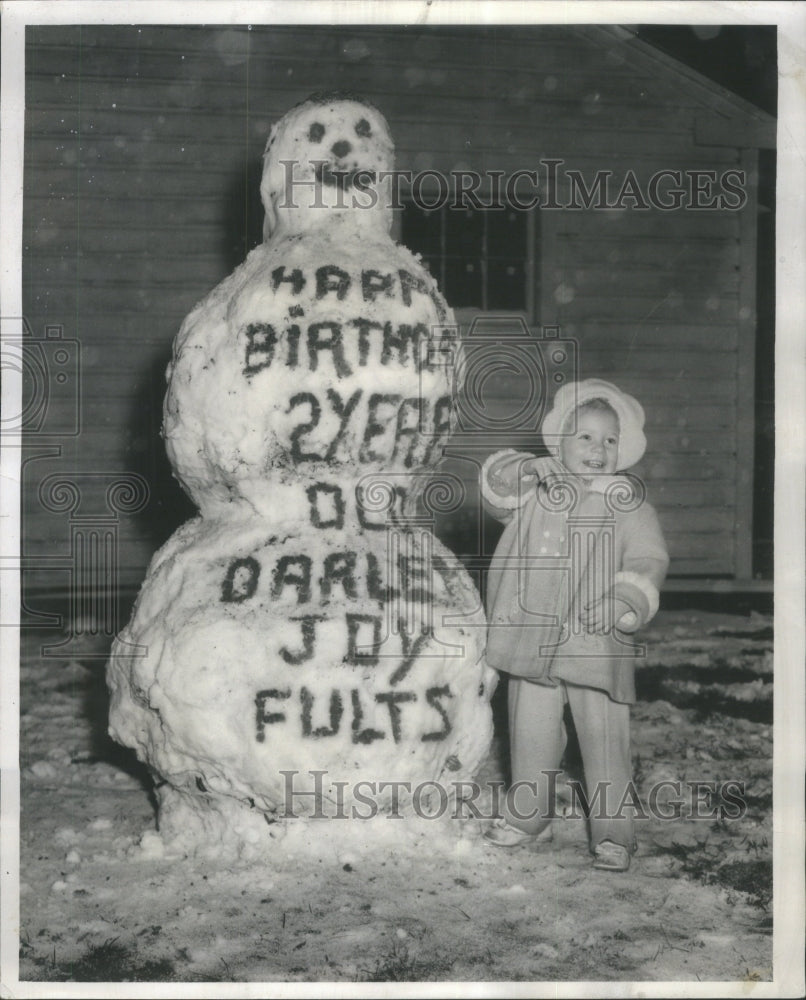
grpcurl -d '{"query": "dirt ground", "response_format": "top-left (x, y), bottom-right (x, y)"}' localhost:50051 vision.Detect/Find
top-left (13, 605), bottom-right (774, 989)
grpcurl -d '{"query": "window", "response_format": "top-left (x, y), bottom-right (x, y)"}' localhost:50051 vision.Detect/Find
top-left (400, 202), bottom-right (536, 314)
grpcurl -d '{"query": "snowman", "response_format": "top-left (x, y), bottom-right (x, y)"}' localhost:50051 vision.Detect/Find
top-left (107, 94), bottom-right (494, 853)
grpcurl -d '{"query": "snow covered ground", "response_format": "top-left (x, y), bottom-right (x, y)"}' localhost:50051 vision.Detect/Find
top-left (15, 607), bottom-right (774, 986)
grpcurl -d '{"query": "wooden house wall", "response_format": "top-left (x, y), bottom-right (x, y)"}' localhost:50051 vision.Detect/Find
top-left (21, 24), bottom-right (763, 601)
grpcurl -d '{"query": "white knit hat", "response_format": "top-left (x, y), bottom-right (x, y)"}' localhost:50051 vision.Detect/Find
top-left (541, 378), bottom-right (647, 471)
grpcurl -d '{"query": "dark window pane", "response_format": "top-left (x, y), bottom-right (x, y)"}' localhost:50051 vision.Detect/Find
top-left (401, 205), bottom-right (442, 256)
top-left (487, 207), bottom-right (527, 257)
top-left (487, 258), bottom-right (526, 310)
top-left (445, 206), bottom-right (484, 257)
top-left (401, 200), bottom-right (533, 314)
top-left (418, 255), bottom-right (441, 283)
top-left (444, 256), bottom-right (482, 308)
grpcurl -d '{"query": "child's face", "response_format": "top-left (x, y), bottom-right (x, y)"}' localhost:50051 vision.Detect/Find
top-left (560, 409), bottom-right (620, 476)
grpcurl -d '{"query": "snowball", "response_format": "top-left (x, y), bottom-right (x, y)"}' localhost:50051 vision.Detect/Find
top-left (553, 283), bottom-right (575, 305)
top-left (54, 827), bottom-right (79, 845)
top-left (30, 761), bottom-right (57, 779)
top-left (452, 838), bottom-right (473, 857)
top-left (533, 942), bottom-right (559, 959)
top-left (497, 884), bottom-right (528, 896)
top-left (135, 831), bottom-right (166, 860)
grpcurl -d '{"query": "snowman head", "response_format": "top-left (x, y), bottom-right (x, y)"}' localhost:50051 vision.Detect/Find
top-left (261, 92), bottom-right (395, 240)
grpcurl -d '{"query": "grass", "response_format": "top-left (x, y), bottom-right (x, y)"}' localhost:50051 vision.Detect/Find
top-left (27, 938), bottom-right (176, 982)
top-left (668, 840), bottom-right (772, 911)
top-left (713, 859), bottom-right (772, 910)
top-left (358, 939), bottom-right (454, 982)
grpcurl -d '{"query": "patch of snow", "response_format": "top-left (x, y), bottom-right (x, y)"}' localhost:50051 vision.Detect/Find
top-left (497, 883), bottom-right (528, 896)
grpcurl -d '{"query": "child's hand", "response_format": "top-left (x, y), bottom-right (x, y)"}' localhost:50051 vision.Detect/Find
top-left (580, 596), bottom-right (636, 633)
top-left (519, 455), bottom-right (566, 481)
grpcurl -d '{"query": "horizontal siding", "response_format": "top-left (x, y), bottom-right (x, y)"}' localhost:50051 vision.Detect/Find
top-left (21, 24), bottom-right (760, 593)
top-left (25, 253), bottom-right (743, 297)
top-left (24, 102), bottom-right (711, 153)
top-left (23, 69), bottom-right (703, 119)
top-left (25, 94), bottom-right (717, 139)
top-left (548, 196), bottom-right (741, 577)
top-left (548, 295), bottom-right (739, 324)
top-left (25, 285), bottom-right (745, 327)
top-left (25, 24), bottom-right (749, 115)
top-left (565, 239), bottom-right (740, 269)
top-left (553, 212), bottom-right (741, 240)
top-left (550, 324), bottom-right (739, 350)
top-left (22, 234), bottom-right (742, 274)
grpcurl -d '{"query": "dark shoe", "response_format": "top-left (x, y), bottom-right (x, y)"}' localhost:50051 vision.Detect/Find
top-left (592, 839), bottom-right (631, 872)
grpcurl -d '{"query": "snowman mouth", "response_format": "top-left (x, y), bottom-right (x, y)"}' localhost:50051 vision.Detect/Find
top-left (315, 163), bottom-right (376, 192)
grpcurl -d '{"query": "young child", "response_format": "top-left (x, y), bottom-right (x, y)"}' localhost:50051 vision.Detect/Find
top-left (480, 378), bottom-right (669, 871)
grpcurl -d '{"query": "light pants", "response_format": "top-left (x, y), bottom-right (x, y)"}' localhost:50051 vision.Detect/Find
top-left (504, 676), bottom-right (636, 853)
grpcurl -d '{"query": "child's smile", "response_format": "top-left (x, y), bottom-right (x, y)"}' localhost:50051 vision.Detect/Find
top-left (560, 410), bottom-right (620, 476)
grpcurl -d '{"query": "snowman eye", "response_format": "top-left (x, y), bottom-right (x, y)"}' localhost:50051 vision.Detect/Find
top-left (355, 118), bottom-right (372, 137)
top-left (308, 122), bottom-right (325, 143)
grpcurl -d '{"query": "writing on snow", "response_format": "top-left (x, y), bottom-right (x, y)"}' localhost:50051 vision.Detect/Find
top-left (220, 545), bottom-right (461, 744)
top-left (284, 390), bottom-right (452, 466)
top-left (220, 546), bottom-right (442, 674)
top-left (254, 684), bottom-right (455, 746)
top-left (221, 547), bottom-right (438, 609)
top-left (240, 264), bottom-right (454, 378)
top-left (222, 261), bottom-right (464, 746)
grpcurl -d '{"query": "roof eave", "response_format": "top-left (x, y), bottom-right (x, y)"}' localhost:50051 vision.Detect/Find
top-left (575, 24), bottom-right (776, 132)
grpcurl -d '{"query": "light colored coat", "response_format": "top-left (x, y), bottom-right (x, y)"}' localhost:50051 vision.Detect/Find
top-left (482, 450), bottom-right (669, 704)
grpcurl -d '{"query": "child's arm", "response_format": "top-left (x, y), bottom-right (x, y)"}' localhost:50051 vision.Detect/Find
top-left (480, 449), bottom-right (565, 522)
top-left (580, 501), bottom-right (669, 634)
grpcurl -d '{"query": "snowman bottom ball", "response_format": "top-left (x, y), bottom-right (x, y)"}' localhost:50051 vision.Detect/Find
top-left (107, 513), bottom-right (495, 852)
